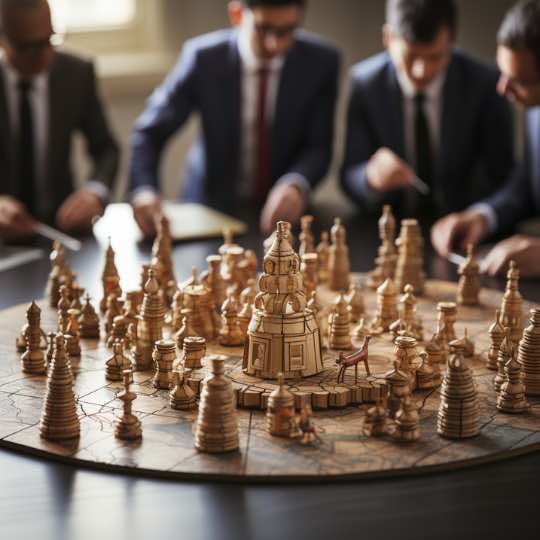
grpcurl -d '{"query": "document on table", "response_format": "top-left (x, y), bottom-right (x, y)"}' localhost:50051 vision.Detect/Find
top-left (0, 245), bottom-right (44, 272)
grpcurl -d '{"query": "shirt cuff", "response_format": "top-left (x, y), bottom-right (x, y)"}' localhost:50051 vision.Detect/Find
top-left (83, 181), bottom-right (110, 205)
top-left (275, 173), bottom-right (311, 203)
top-left (130, 185), bottom-right (160, 206)
top-left (468, 203), bottom-right (498, 235)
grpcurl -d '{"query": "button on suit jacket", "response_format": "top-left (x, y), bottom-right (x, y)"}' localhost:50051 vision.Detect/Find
top-left (129, 29), bottom-right (341, 212)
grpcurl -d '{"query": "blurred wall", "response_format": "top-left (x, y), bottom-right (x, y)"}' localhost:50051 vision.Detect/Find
top-left (74, 0), bottom-right (516, 207)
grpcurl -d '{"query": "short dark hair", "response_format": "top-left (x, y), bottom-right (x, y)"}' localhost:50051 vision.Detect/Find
top-left (0, 0), bottom-right (47, 36)
top-left (244, 0), bottom-right (306, 8)
top-left (386, 0), bottom-right (458, 43)
top-left (498, 1), bottom-right (540, 69)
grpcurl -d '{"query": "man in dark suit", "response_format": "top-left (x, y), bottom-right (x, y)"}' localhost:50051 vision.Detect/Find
top-left (129, 0), bottom-right (340, 236)
top-left (340, 0), bottom-right (514, 219)
top-left (432, 0), bottom-right (540, 277)
top-left (0, 0), bottom-right (119, 239)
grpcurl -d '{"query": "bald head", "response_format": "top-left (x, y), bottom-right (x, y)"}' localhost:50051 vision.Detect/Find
top-left (0, 0), bottom-right (54, 78)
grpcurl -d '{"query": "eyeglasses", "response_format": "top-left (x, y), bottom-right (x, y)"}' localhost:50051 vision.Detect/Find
top-left (254, 22), bottom-right (298, 39)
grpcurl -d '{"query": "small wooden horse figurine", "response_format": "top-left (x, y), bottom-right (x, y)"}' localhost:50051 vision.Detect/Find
top-left (336, 335), bottom-right (372, 384)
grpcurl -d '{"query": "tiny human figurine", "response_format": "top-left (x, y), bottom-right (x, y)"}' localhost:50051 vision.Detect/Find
top-left (296, 404), bottom-right (321, 445)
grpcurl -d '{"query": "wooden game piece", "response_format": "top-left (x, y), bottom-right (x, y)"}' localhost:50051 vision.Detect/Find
top-left (346, 283), bottom-right (365, 323)
top-left (219, 228), bottom-right (238, 256)
top-left (437, 302), bottom-right (458, 344)
top-left (394, 219), bottom-right (425, 295)
top-left (267, 373), bottom-right (296, 438)
top-left (328, 218), bottom-right (350, 291)
top-left (353, 318), bottom-right (370, 341)
top-left (244, 249), bottom-right (259, 281)
top-left (46, 240), bottom-right (68, 307)
top-left (299, 215), bottom-right (315, 257)
top-left (182, 336), bottom-right (206, 370)
top-left (518, 308), bottom-right (540, 396)
top-left (104, 294), bottom-right (122, 337)
top-left (123, 291), bottom-right (140, 330)
top-left (46, 332), bottom-right (55, 367)
top-left (78, 294), bottom-right (100, 339)
top-left (39, 334), bottom-right (80, 441)
top-left (301, 253), bottom-right (318, 299)
top-left (218, 294), bottom-right (244, 346)
top-left (21, 301), bottom-right (47, 375)
top-left (107, 315), bottom-right (130, 350)
top-left (297, 404), bottom-right (320, 444)
top-left (183, 274), bottom-right (217, 340)
top-left (457, 244), bottom-right (481, 305)
top-left (424, 331), bottom-right (446, 367)
top-left (171, 289), bottom-right (185, 332)
top-left (392, 395), bottom-right (421, 442)
top-left (223, 246), bottom-right (247, 294)
top-left (394, 336), bottom-right (418, 391)
top-left (416, 351), bottom-right (441, 389)
top-left (57, 284), bottom-right (72, 333)
top-left (100, 238), bottom-right (122, 313)
top-left (136, 269), bottom-right (166, 371)
top-left (461, 329), bottom-right (475, 358)
top-left (316, 230), bottom-right (330, 283)
top-left (106, 340), bottom-right (132, 382)
top-left (437, 339), bottom-right (480, 439)
top-left (328, 293), bottom-right (353, 350)
top-left (170, 369), bottom-right (197, 410)
top-left (494, 327), bottom-right (513, 393)
top-left (500, 260), bottom-right (523, 345)
top-left (486, 310), bottom-right (505, 371)
top-left (244, 222), bottom-right (323, 379)
top-left (152, 339), bottom-right (177, 390)
top-left (497, 346), bottom-right (530, 414)
top-left (335, 336), bottom-right (371, 384)
top-left (389, 283), bottom-right (423, 341)
top-left (237, 297), bottom-right (253, 337)
top-left (384, 361), bottom-right (411, 419)
top-left (115, 369), bottom-right (143, 441)
top-left (175, 308), bottom-right (199, 349)
top-left (364, 397), bottom-right (390, 437)
top-left (151, 215), bottom-right (176, 293)
top-left (194, 355), bottom-right (239, 453)
top-left (201, 255), bottom-right (227, 310)
top-left (370, 278), bottom-right (399, 334)
top-left (367, 205), bottom-right (398, 290)
top-left (65, 308), bottom-right (81, 359)
top-left (70, 286), bottom-right (84, 311)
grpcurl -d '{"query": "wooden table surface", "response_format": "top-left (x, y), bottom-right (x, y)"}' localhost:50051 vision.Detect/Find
top-left (1, 205), bottom-right (539, 540)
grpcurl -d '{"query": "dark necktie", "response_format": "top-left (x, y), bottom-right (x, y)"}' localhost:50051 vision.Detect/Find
top-left (254, 66), bottom-right (271, 201)
top-left (17, 79), bottom-right (36, 216)
top-left (414, 93), bottom-right (433, 190)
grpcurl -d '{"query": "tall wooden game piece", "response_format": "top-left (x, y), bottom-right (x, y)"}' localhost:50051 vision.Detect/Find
top-left (328, 293), bottom-right (353, 350)
top-left (78, 294), bottom-right (100, 339)
top-left (518, 308), bottom-right (540, 396)
top-left (115, 369), bottom-right (143, 441)
top-left (392, 396), bottom-right (421, 442)
top-left (316, 231), bottom-right (330, 283)
top-left (39, 334), bottom-right (80, 441)
top-left (497, 346), bottom-right (529, 414)
top-left (394, 219), bottom-right (425, 295)
top-left (370, 278), bottom-right (399, 333)
top-left (328, 218), bottom-right (350, 292)
top-left (170, 369), bottom-right (197, 410)
top-left (486, 310), bottom-right (505, 371)
top-left (100, 239), bottom-right (122, 313)
top-left (21, 301), bottom-right (47, 375)
top-left (267, 373), bottom-right (296, 438)
top-left (500, 260), bottom-right (523, 345)
top-left (244, 221), bottom-right (323, 380)
top-left (298, 215), bottom-right (315, 257)
top-left (367, 205), bottom-right (397, 289)
top-left (457, 244), bottom-right (481, 305)
top-left (194, 356), bottom-right (239, 453)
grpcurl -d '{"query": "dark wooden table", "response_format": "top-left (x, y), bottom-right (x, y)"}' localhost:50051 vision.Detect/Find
top-left (1, 206), bottom-right (539, 540)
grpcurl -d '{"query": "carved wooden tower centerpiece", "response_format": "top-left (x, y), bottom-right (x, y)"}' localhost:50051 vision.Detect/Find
top-left (243, 221), bottom-right (323, 380)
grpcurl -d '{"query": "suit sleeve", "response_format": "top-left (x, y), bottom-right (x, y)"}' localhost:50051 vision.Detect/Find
top-left (483, 114), bottom-right (535, 234)
top-left (79, 62), bottom-right (120, 192)
top-left (284, 49), bottom-right (340, 190)
top-left (478, 78), bottom-right (515, 192)
top-left (128, 43), bottom-right (198, 194)
top-left (339, 76), bottom-right (398, 213)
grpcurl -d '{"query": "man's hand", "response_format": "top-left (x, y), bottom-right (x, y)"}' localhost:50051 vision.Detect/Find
top-left (480, 235), bottom-right (540, 278)
top-left (366, 148), bottom-right (416, 192)
top-left (431, 210), bottom-right (489, 257)
top-left (260, 183), bottom-right (306, 235)
top-left (0, 195), bottom-right (36, 239)
top-left (132, 191), bottom-right (162, 238)
top-left (56, 189), bottom-right (105, 233)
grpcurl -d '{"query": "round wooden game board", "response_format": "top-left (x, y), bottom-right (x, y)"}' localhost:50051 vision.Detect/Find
top-left (0, 277), bottom-right (539, 483)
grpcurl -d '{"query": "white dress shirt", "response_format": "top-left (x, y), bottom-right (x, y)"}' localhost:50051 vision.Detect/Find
top-left (0, 50), bottom-right (109, 218)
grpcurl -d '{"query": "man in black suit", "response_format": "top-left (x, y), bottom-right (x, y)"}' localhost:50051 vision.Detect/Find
top-left (340, 0), bottom-right (514, 219)
top-left (0, 0), bottom-right (119, 239)
top-left (129, 0), bottom-right (340, 236)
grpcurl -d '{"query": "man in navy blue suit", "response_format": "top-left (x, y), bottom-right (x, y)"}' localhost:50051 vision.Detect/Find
top-left (340, 0), bottom-right (514, 219)
top-left (129, 0), bottom-right (340, 236)
top-left (432, 0), bottom-right (540, 277)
